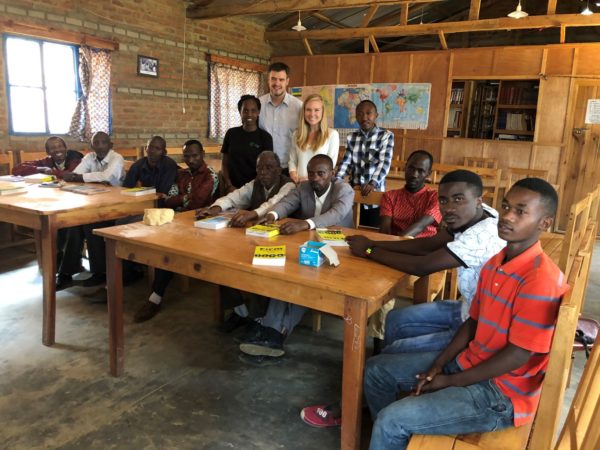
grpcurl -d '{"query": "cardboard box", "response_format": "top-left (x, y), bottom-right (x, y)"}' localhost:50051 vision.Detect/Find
top-left (299, 241), bottom-right (326, 267)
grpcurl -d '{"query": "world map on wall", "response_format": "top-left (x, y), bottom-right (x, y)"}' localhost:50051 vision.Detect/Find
top-left (292, 83), bottom-right (431, 130)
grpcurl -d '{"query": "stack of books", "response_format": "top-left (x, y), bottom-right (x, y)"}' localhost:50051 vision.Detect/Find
top-left (61, 185), bottom-right (110, 195)
top-left (121, 187), bottom-right (156, 196)
top-left (316, 228), bottom-right (348, 247)
top-left (194, 215), bottom-right (230, 229)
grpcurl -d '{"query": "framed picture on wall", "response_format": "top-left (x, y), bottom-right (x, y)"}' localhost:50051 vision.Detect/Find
top-left (137, 55), bottom-right (159, 77)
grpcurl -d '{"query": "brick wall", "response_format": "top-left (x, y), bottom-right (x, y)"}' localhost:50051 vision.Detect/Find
top-left (0, 0), bottom-right (272, 155)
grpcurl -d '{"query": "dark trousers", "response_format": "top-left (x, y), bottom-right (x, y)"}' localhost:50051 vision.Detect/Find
top-left (82, 220), bottom-right (115, 274)
top-left (360, 205), bottom-right (380, 228)
top-left (57, 227), bottom-right (84, 275)
top-left (152, 269), bottom-right (174, 297)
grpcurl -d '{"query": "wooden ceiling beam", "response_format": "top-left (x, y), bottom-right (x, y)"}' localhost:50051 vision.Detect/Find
top-left (469, 0), bottom-right (481, 21)
top-left (438, 30), bottom-right (448, 49)
top-left (265, 14), bottom-right (600, 41)
top-left (302, 38), bottom-right (313, 55)
top-left (369, 35), bottom-right (380, 53)
top-left (400, 4), bottom-right (409, 26)
top-left (311, 12), bottom-right (348, 28)
top-left (361, 5), bottom-right (379, 27)
top-left (187, 0), bottom-right (443, 19)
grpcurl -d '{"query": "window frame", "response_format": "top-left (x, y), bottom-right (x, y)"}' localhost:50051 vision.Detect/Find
top-left (3, 33), bottom-right (82, 136)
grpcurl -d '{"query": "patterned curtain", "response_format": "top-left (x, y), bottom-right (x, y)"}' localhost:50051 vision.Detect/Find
top-left (69, 46), bottom-right (112, 142)
top-left (209, 62), bottom-right (265, 140)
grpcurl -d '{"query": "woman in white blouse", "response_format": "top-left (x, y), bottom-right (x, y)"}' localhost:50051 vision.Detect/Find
top-left (288, 94), bottom-right (339, 183)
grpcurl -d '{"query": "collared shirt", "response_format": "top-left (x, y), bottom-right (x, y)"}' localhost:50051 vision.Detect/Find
top-left (212, 179), bottom-right (295, 219)
top-left (164, 164), bottom-right (219, 211)
top-left (446, 204), bottom-right (506, 320)
top-left (336, 126), bottom-right (394, 208)
top-left (380, 186), bottom-right (441, 238)
top-left (73, 150), bottom-right (124, 186)
top-left (457, 241), bottom-right (568, 427)
top-left (259, 92), bottom-right (303, 168)
top-left (123, 156), bottom-right (178, 194)
top-left (306, 182), bottom-right (333, 229)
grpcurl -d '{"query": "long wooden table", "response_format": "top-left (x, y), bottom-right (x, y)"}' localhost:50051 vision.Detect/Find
top-left (95, 211), bottom-right (408, 450)
top-left (0, 183), bottom-right (156, 346)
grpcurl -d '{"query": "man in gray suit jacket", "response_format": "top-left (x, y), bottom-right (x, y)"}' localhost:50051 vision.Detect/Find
top-left (239, 154), bottom-right (354, 365)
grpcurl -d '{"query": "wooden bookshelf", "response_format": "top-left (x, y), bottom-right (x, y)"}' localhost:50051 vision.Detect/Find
top-left (493, 80), bottom-right (539, 141)
top-left (446, 81), bottom-right (468, 137)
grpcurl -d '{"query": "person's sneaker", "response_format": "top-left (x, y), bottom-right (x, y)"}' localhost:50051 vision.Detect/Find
top-left (81, 273), bottom-right (106, 287)
top-left (238, 353), bottom-right (283, 367)
top-left (133, 301), bottom-right (161, 323)
top-left (300, 403), bottom-right (342, 428)
top-left (56, 273), bottom-right (73, 291)
top-left (239, 326), bottom-right (285, 357)
top-left (217, 312), bottom-right (251, 333)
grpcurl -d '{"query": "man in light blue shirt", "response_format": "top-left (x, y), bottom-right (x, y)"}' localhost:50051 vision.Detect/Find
top-left (259, 62), bottom-right (303, 173)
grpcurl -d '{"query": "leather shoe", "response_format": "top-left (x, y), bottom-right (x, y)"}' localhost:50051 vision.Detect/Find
top-left (56, 273), bottom-right (73, 291)
top-left (134, 301), bottom-right (161, 323)
top-left (82, 273), bottom-right (106, 287)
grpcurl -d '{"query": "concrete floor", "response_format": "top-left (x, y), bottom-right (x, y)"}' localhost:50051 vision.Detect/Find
top-left (0, 236), bottom-right (598, 450)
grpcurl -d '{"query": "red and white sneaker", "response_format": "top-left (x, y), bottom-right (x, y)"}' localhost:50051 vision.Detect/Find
top-left (300, 403), bottom-right (342, 428)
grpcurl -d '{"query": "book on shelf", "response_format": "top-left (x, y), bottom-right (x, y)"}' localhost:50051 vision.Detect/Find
top-left (193, 215), bottom-right (230, 230)
top-left (316, 228), bottom-right (348, 247)
top-left (121, 186), bottom-right (156, 196)
top-left (252, 245), bottom-right (286, 266)
top-left (60, 184), bottom-right (110, 195)
top-left (245, 223), bottom-right (280, 238)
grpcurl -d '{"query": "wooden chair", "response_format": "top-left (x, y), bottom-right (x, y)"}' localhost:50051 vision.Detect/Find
top-left (506, 167), bottom-right (549, 188)
top-left (431, 163), bottom-right (502, 210)
top-left (408, 249), bottom-right (589, 450)
top-left (387, 158), bottom-right (405, 180)
top-left (0, 151), bottom-right (14, 174)
top-left (559, 193), bottom-right (592, 276)
top-left (352, 187), bottom-right (384, 230)
top-left (123, 160), bottom-right (134, 172)
top-left (463, 156), bottom-right (498, 169)
top-left (19, 150), bottom-right (48, 164)
top-left (555, 340), bottom-right (600, 450)
top-left (114, 147), bottom-right (140, 161)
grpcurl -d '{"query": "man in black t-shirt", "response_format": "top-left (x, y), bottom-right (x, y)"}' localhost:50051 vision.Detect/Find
top-left (221, 94), bottom-right (273, 192)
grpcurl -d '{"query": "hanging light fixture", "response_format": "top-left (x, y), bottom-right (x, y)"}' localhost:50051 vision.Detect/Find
top-left (581, 0), bottom-right (594, 15)
top-left (507, 1), bottom-right (528, 19)
top-left (292, 11), bottom-right (306, 31)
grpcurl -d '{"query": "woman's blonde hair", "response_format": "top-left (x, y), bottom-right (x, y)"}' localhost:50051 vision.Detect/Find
top-left (295, 94), bottom-right (330, 151)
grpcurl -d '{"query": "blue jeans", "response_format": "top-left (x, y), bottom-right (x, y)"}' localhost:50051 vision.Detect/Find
top-left (364, 352), bottom-right (514, 450)
top-left (383, 301), bottom-right (464, 354)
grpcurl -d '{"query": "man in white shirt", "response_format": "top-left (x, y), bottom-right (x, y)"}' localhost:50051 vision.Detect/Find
top-left (259, 62), bottom-right (303, 173)
top-left (63, 131), bottom-right (124, 289)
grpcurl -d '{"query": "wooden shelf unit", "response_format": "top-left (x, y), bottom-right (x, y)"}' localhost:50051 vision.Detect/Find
top-left (492, 80), bottom-right (539, 141)
top-left (446, 80), bottom-right (470, 138)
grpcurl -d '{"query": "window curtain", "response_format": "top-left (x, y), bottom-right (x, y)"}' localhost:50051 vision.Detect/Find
top-left (209, 62), bottom-right (265, 140)
top-left (69, 46), bottom-right (112, 142)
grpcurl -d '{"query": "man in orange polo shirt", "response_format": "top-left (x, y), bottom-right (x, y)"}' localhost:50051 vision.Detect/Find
top-left (363, 178), bottom-right (568, 450)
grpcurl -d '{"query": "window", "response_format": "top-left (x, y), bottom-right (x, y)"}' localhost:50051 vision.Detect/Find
top-left (5, 35), bottom-right (79, 134)
top-left (209, 62), bottom-right (265, 140)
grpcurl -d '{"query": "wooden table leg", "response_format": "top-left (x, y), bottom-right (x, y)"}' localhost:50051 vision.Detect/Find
top-left (40, 217), bottom-right (57, 346)
top-left (106, 239), bottom-right (124, 376)
top-left (413, 274), bottom-right (431, 304)
top-left (341, 296), bottom-right (368, 450)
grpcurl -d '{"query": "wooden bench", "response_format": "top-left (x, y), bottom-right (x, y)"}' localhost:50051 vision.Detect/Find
top-left (463, 156), bottom-right (498, 169)
top-left (18, 150), bottom-right (47, 164)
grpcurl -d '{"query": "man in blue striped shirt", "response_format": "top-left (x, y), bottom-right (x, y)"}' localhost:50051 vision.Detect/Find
top-left (337, 100), bottom-right (394, 227)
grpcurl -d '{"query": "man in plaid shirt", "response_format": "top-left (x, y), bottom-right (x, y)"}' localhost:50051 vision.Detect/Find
top-left (337, 100), bottom-right (394, 227)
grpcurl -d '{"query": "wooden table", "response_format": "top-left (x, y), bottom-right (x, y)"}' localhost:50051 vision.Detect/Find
top-left (95, 211), bottom-right (407, 450)
top-left (0, 183), bottom-right (156, 346)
